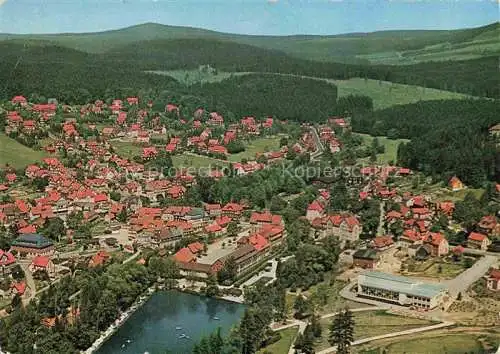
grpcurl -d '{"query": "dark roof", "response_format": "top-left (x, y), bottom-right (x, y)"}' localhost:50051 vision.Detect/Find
top-left (178, 262), bottom-right (213, 274)
top-left (353, 248), bottom-right (378, 260)
top-left (221, 244), bottom-right (256, 264)
top-left (12, 233), bottom-right (53, 249)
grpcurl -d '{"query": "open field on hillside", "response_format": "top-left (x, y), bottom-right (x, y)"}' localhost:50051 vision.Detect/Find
top-left (0, 134), bottom-right (47, 168)
top-left (358, 30), bottom-right (500, 65)
top-left (154, 70), bottom-right (469, 110)
top-left (358, 333), bottom-right (492, 354)
top-left (228, 137), bottom-right (281, 162)
top-left (355, 133), bottom-right (410, 164)
top-left (172, 153), bottom-right (229, 168)
top-left (314, 310), bottom-right (435, 351)
top-left (334, 78), bottom-right (469, 110)
top-left (110, 140), bottom-right (143, 160)
top-left (257, 326), bottom-right (298, 354)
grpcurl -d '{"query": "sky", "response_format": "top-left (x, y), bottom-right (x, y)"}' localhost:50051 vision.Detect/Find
top-left (0, 0), bottom-right (498, 35)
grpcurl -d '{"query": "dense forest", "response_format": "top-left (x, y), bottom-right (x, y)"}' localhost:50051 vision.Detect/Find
top-left (189, 74), bottom-right (338, 121)
top-left (352, 99), bottom-right (500, 186)
top-left (0, 40), bottom-right (498, 99)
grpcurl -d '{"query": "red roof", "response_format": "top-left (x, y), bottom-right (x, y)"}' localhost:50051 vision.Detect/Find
top-left (372, 236), bottom-right (394, 248)
top-left (216, 215), bottom-right (232, 227)
top-left (173, 248), bottom-right (196, 263)
top-left (93, 194), bottom-right (108, 203)
top-left (11, 281), bottom-right (26, 295)
top-left (222, 202), bottom-right (244, 213)
top-left (468, 232), bottom-right (487, 242)
top-left (205, 223), bottom-right (222, 233)
top-left (31, 255), bottom-right (50, 268)
top-left (488, 268), bottom-right (500, 280)
top-left (0, 250), bottom-right (16, 266)
top-left (250, 211), bottom-right (282, 225)
top-left (187, 242), bottom-right (204, 254)
top-left (248, 234), bottom-right (269, 251)
top-left (307, 200), bottom-right (324, 212)
top-left (452, 245), bottom-right (465, 254)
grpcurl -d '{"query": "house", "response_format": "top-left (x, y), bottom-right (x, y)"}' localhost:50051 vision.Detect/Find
top-left (448, 176), bottom-right (465, 191)
top-left (467, 232), bottom-right (491, 251)
top-left (353, 249), bottom-right (379, 269)
top-left (89, 250), bottom-right (111, 267)
top-left (222, 202), bottom-right (245, 217)
top-left (488, 123), bottom-right (500, 138)
top-left (205, 223), bottom-right (223, 236)
top-left (371, 236), bottom-right (394, 250)
top-left (306, 200), bottom-right (325, 221)
top-left (208, 145), bottom-right (228, 155)
top-left (486, 268), bottom-right (500, 291)
top-left (10, 281), bottom-right (26, 296)
top-left (423, 232), bottom-right (449, 256)
top-left (250, 211), bottom-right (282, 229)
top-left (11, 95), bottom-right (27, 105)
top-left (187, 242), bottom-right (204, 255)
top-left (173, 247), bottom-right (196, 263)
top-left (29, 255), bottom-right (55, 275)
top-left (477, 216), bottom-right (500, 236)
top-left (142, 147), bottom-right (158, 160)
top-left (0, 250), bottom-right (16, 273)
top-left (204, 203), bottom-right (222, 217)
top-left (11, 233), bottom-right (55, 257)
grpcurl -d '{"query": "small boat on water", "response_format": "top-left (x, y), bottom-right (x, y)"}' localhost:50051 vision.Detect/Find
top-left (212, 316), bottom-right (220, 320)
top-left (178, 334), bottom-right (187, 339)
top-left (175, 326), bottom-right (182, 330)
top-left (126, 339), bottom-right (132, 343)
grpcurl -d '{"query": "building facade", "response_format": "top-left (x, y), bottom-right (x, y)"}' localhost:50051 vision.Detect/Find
top-left (357, 271), bottom-right (447, 310)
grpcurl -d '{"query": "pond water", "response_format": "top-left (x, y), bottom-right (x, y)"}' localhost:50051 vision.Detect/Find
top-left (96, 290), bottom-right (245, 354)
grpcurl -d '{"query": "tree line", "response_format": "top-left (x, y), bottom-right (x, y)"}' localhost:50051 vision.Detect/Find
top-left (351, 99), bottom-right (500, 186)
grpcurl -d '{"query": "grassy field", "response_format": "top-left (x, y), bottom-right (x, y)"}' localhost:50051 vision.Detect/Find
top-left (153, 70), bottom-right (469, 110)
top-left (228, 137), bottom-right (281, 162)
top-left (110, 140), bottom-right (143, 159)
top-left (0, 133), bottom-right (47, 168)
top-left (434, 187), bottom-right (485, 202)
top-left (355, 133), bottom-right (410, 164)
top-left (334, 78), bottom-right (469, 110)
top-left (360, 334), bottom-right (487, 354)
top-left (257, 326), bottom-right (299, 354)
top-left (315, 310), bottom-right (434, 351)
top-left (172, 153), bottom-right (229, 168)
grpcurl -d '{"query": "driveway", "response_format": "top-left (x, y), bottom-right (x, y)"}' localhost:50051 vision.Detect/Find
top-left (240, 259), bottom-right (278, 287)
top-left (444, 255), bottom-right (497, 297)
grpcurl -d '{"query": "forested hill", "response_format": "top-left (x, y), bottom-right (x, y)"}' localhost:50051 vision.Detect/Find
top-left (0, 40), bottom-right (498, 99)
top-left (352, 99), bottom-right (500, 186)
top-left (0, 22), bottom-right (497, 65)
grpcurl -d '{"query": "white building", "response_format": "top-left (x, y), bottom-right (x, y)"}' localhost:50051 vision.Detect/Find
top-left (357, 271), bottom-right (448, 310)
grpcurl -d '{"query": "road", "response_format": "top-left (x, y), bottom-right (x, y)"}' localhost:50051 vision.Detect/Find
top-left (309, 126), bottom-right (325, 160)
top-left (377, 200), bottom-right (385, 236)
top-left (273, 307), bottom-right (382, 354)
top-left (444, 255), bottom-right (497, 297)
top-left (19, 262), bottom-right (36, 305)
top-left (316, 321), bottom-right (455, 354)
top-left (240, 259), bottom-right (278, 287)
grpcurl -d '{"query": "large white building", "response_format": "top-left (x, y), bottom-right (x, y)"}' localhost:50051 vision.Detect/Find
top-left (357, 271), bottom-right (448, 310)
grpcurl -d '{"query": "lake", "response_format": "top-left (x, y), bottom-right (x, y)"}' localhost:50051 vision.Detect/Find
top-left (96, 290), bottom-right (245, 354)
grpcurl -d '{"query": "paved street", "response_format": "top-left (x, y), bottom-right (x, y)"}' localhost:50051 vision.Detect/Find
top-left (444, 255), bottom-right (497, 297)
top-left (316, 321), bottom-right (455, 354)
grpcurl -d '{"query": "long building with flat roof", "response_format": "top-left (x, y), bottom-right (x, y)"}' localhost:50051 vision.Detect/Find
top-left (357, 271), bottom-right (448, 310)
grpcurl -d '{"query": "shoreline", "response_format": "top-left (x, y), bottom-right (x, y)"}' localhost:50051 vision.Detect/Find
top-left (81, 285), bottom-right (157, 354)
top-left (82, 284), bottom-right (245, 353)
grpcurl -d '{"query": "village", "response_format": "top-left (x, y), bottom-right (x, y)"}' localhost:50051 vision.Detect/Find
top-left (0, 95), bottom-right (499, 353)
